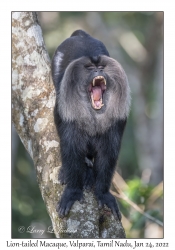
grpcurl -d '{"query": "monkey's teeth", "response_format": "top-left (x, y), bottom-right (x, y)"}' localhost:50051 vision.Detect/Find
top-left (92, 76), bottom-right (106, 86)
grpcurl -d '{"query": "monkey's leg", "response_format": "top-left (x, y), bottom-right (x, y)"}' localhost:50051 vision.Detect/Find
top-left (58, 152), bottom-right (94, 188)
top-left (56, 125), bottom-right (87, 218)
top-left (94, 153), bottom-right (122, 221)
top-left (93, 122), bottom-right (126, 221)
top-left (57, 156), bottom-right (85, 217)
top-left (57, 163), bottom-right (86, 217)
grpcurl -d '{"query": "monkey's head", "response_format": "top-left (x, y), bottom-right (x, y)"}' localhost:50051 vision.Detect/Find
top-left (59, 55), bottom-right (129, 110)
top-left (56, 55), bottom-right (130, 134)
top-left (53, 30), bottom-right (130, 134)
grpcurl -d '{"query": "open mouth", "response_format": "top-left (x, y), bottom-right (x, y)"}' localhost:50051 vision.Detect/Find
top-left (89, 76), bottom-right (106, 109)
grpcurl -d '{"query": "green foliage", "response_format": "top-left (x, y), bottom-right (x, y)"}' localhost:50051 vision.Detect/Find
top-left (118, 177), bottom-right (163, 238)
top-left (126, 178), bottom-right (153, 204)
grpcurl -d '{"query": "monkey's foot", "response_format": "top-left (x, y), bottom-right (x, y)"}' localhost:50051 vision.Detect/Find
top-left (56, 188), bottom-right (83, 218)
top-left (96, 192), bottom-right (122, 221)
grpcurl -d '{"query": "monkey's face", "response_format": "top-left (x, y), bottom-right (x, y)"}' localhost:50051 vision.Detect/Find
top-left (58, 55), bottom-right (130, 126)
top-left (68, 55), bottom-right (127, 111)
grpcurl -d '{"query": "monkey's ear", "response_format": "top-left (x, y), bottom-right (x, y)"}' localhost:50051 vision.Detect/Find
top-left (51, 50), bottom-right (64, 87)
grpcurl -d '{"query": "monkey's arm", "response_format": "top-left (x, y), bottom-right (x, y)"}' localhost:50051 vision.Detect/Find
top-left (55, 120), bottom-right (87, 217)
top-left (93, 120), bottom-right (126, 220)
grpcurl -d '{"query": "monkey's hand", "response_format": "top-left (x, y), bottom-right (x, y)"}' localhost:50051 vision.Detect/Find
top-left (56, 187), bottom-right (84, 218)
top-left (96, 192), bottom-right (122, 221)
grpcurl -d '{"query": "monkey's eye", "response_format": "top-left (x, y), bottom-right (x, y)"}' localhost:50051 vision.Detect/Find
top-left (85, 65), bottom-right (95, 70)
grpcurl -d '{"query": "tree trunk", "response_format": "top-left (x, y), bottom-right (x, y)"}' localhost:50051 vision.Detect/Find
top-left (12, 11), bottom-right (126, 238)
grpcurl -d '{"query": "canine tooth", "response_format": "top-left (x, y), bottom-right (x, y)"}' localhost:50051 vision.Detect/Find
top-left (93, 78), bottom-right (95, 86)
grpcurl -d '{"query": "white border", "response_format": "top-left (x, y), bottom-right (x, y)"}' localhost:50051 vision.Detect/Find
top-left (1, 1), bottom-right (175, 248)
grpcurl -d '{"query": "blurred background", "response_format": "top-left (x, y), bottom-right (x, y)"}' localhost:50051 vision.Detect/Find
top-left (12, 12), bottom-right (163, 238)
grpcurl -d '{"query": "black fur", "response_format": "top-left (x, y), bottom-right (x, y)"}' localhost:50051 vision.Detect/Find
top-left (52, 30), bottom-right (130, 220)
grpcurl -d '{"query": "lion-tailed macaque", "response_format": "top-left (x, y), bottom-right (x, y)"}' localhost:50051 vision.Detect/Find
top-left (51, 30), bottom-right (130, 220)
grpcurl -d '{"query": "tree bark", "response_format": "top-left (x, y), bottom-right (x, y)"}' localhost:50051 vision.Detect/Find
top-left (12, 11), bottom-right (126, 238)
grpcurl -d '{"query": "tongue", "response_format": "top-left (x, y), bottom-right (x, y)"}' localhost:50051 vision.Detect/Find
top-left (92, 86), bottom-right (102, 101)
top-left (94, 100), bottom-right (101, 107)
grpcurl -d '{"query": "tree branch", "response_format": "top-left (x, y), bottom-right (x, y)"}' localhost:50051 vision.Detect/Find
top-left (12, 11), bottom-right (126, 238)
